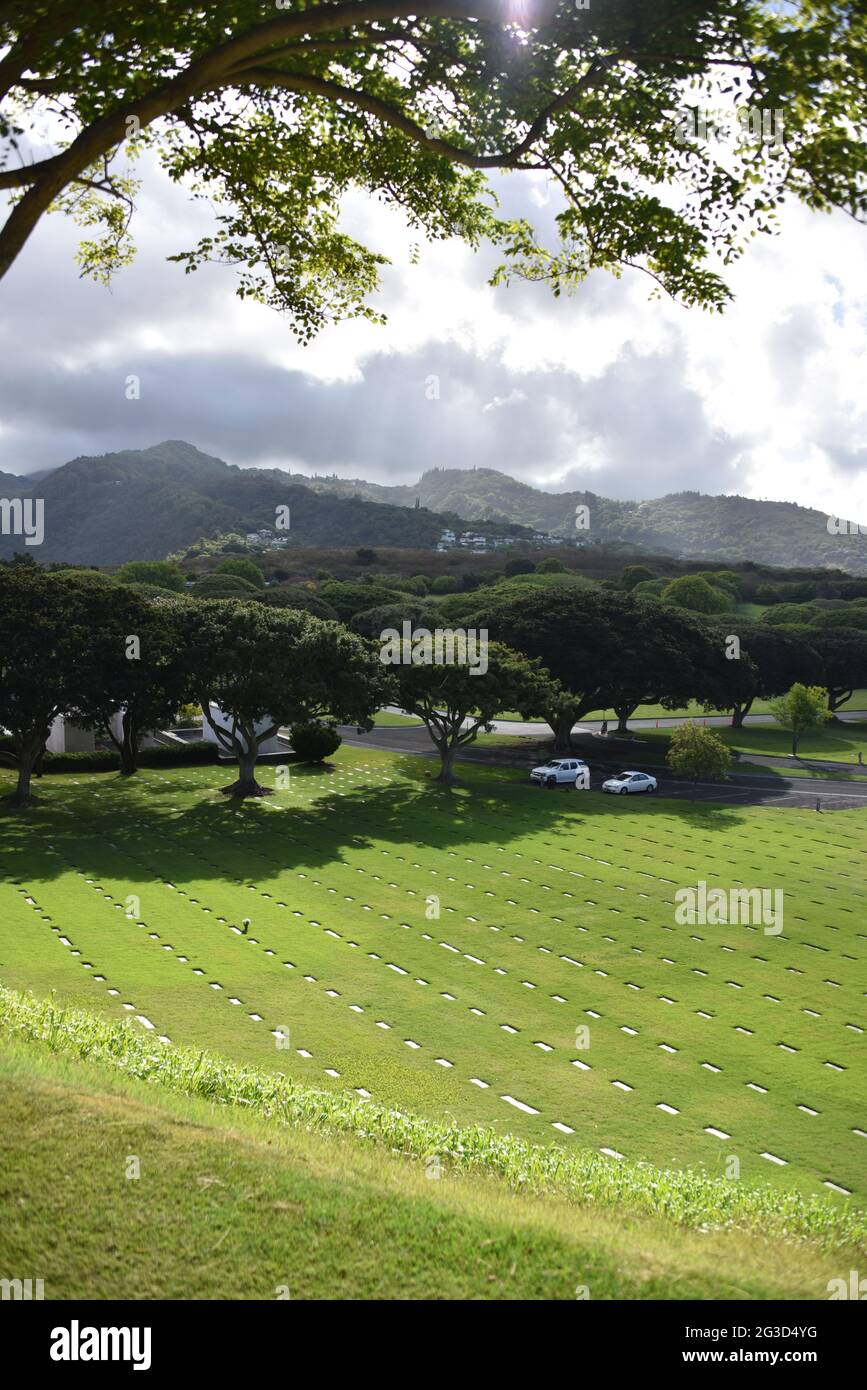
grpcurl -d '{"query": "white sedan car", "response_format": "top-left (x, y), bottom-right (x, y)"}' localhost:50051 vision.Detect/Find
top-left (601, 770), bottom-right (658, 795)
top-left (530, 757), bottom-right (589, 788)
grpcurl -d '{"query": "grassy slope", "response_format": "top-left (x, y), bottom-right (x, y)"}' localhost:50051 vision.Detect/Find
top-left (0, 1041), bottom-right (850, 1301)
top-left (0, 749), bottom-right (864, 1206)
top-left (370, 710), bottom-right (422, 727)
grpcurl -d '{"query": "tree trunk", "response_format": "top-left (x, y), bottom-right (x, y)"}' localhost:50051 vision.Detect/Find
top-left (792, 730), bottom-right (799, 757)
top-left (435, 742), bottom-right (458, 785)
top-left (827, 688), bottom-right (851, 718)
top-left (12, 758), bottom-right (34, 806)
top-left (731, 698), bottom-right (752, 727)
top-left (7, 735), bottom-right (42, 807)
top-left (549, 711), bottom-right (574, 753)
top-left (119, 710), bottom-right (139, 776)
top-left (614, 704), bottom-right (633, 734)
top-left (221, 746), bottom-right (271, 798)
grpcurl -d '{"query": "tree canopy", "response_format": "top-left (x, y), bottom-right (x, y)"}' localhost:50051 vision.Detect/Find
top-left (214, 556), bottom-right (267, 589)
top-left (2, 2), bottom-right (864, 327)
top-left (182, 601), bottom-right (389, 794)
top-left (191, 573), bottom-right (261, 599)
top-left (65, 585), bottom-right (190, 775)
top-left (0, 568), bottom-right (105, 803)
top-left (706, 620), bottom-right (822, 725)
top-left (769, 682), bottom-right (830, 755)
top-left (791, 625), bottom-right (867, 713)
top-left (666, 721), bottom-right (732, 784)
top-left (113, 559), bottom-right (187, 592)
top-left (392, 639), bottom-right (557, 782)
top-left (478, 586), bottom-right (724, 742)
top-left (662, 574), bottom-right (732, 614)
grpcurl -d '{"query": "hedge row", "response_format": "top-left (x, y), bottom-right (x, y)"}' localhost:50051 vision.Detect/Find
top-left (0, 738), bottom-right (219, 773)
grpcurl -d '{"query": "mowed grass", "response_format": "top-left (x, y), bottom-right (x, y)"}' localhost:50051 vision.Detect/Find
top-left (619, 722), bottom-right (867, 766)
top-left (3, 1041), bottom-right (852, 1301)
top-left (0, 747), bottom-right (864, 1208)
top-left (497, 689), bottom-right (867, 724)
top-left (369, 709), bottom-right (423, 727)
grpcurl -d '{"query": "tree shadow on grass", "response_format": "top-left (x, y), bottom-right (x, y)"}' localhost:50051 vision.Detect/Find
top-left (0, 749), bottom-right (756, 895)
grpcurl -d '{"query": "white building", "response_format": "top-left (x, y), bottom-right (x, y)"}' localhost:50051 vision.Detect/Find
top-left (46, 717), bottom-right (95, 754)
top-left (201, 704), bottom-right (282, 754)
top-left (46, 714), bottom-right (170, 753)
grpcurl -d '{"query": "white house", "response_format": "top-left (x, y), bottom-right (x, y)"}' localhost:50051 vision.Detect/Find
top-left (201, 704), bottom-right (282, 754)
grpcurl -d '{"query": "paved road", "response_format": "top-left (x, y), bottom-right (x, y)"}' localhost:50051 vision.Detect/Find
top-left (339, 722), bottom-right (867, 812)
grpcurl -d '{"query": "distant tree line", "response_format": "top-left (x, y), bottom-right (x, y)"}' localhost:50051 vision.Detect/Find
top-left (2, 561), bottom-right (865, 806)
top-left (0, 568), bottom-right (388, 805)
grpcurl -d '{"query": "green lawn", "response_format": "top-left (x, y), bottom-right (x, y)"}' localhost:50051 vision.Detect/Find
top-left (2, 1038), bottom-right (853, 1299)
top-left (496, 690), bottom-right (867, 725)
top-left (733, 602), bottom-right (772, 621)
top-left (734, 762), bottom-right (861, 782)
top-left (622, 722), bottom-right (867, 766)
top-left (370, 709), bottom-right (423, 727)
top-left (487, 719), bottom-right (867, 769)
top-left (0, 748), bottom-right (864, 1210)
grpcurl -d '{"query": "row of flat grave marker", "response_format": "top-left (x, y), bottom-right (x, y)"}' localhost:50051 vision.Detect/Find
top-left (13, 882), bottom-right (172, 1045)
top-left (236, 902), bottom-right (856, 1165)
top-left (46, 835), bottom-right (520, 1098)
top-left (84, 859), bottom-right (370, 1081)
top-left (15, 865), bottom-right (864, 1188)
top-left (64, 817), bottom-right (861, 1056)
top-left (42, 817), bottom-right (861, 1056)
top-left (45, 783), bottom-right (861, 1173)
top-left (125, 806), bottom-right (855, 1011)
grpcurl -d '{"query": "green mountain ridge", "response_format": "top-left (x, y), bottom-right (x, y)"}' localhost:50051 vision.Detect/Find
top-left (298, 465), bottom-right (867, 573)
top-left (0, 443), bottom-right (528, 565)
top-left (2, 445), bottom-right (865, 573)
top-left (0, 470), bottom-right (30, 495)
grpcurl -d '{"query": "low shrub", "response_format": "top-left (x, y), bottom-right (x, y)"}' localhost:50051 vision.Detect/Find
top-left (289, 723), bottom-right (341, 762)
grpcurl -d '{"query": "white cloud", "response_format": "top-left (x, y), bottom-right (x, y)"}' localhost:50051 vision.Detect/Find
top-left (1, 153), bottom-right (866, 525)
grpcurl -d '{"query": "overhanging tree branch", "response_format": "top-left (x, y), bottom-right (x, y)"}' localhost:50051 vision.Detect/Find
top-left (1, 0), bottom-right (863, 310)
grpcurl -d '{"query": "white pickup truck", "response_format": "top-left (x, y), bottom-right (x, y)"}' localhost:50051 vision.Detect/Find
top-left (530, 757), bottom-right (589, 788)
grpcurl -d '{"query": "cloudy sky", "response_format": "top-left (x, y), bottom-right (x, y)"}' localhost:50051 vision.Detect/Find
top-left (1, 144), bottom-right (866, 520)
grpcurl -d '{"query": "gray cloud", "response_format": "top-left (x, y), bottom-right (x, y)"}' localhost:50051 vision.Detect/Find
top-left (0, 330), bottom-right (747, 500)
top-left (0, 153), bottom-right (853, 506)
